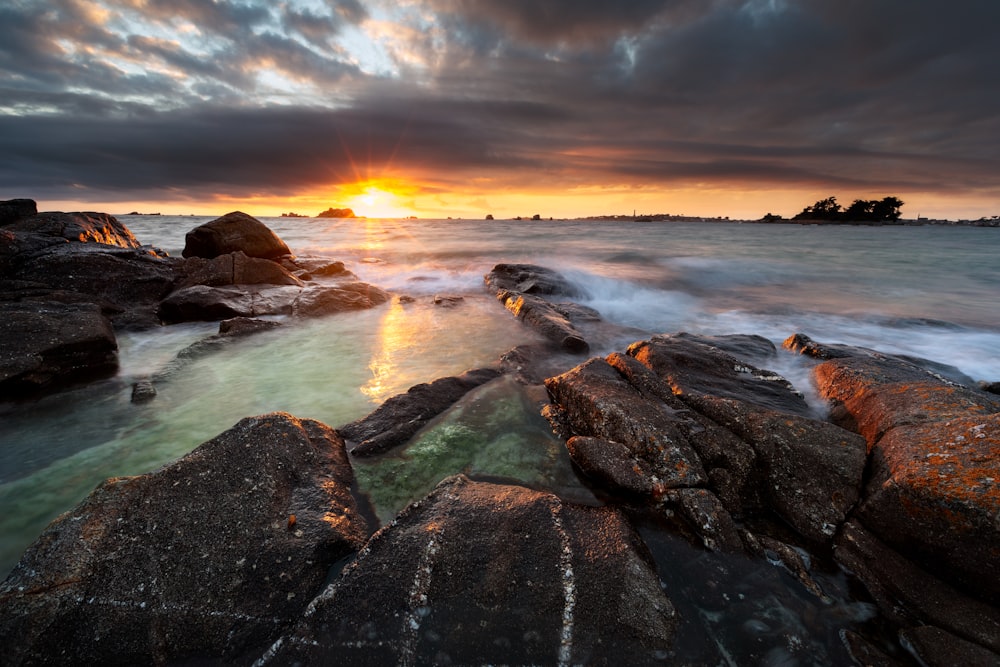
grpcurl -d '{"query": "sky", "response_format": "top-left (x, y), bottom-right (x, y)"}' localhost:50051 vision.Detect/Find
top-left (1, 0), bottom-right (998, 220)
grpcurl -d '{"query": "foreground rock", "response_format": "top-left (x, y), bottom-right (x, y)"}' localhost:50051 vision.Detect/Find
top-left (0, 198), bottom-right (37, 225)
top-left (0, 413), bottom-right (370, 664)
top-left (788, 334), bottom-right (1000, 603)
top-left (258, 475), bottom-right (676, 665)
top-left (182, 210), bottom-right (292, 259)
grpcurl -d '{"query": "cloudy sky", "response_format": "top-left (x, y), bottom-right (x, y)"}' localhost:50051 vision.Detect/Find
top-left (1, 0), bottom-right (998, 219)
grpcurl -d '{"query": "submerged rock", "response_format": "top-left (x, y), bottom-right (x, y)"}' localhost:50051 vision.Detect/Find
top-left (341, 367), bottom-right (501, 456)
top-left (182, 210), bottom-right (292, 260)
top-left (0, 413), bottom-right (370, 665)
top-left (258, 475), bottom-right (676, 666)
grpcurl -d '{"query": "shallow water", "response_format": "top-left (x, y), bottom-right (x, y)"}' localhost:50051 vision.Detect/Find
top-left (2, 216), bottom-right (998, 659)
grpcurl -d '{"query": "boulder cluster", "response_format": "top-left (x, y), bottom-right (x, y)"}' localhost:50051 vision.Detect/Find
top-left (1, 202), bottom-right (998, 665)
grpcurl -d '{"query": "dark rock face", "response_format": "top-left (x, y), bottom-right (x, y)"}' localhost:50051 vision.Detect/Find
top-left (6, 211), bottom-right (141, 248)
top-left (0, 198), bottom-right (38, 226)
top-left (341, 368), bottom-right (501, 456)
top-left (484, 263), bottom-right (583, 297)
top-left (796, 341), bottom-right (1000, 601)
top-left (291, 282), bottom-right (390, 317)
top-left (0, 413), bottom-right (371, 665)
top-left (182, 210), bottom-right (292, 260)
top-left (176, 250), bottom-right (304, 288)
top-left (258, 475), bottom-right (676, 666)
top-left (498, 290), bottom-right (590, 353)
top-left (545, 334), bottom-right (867, 546)
top-left (0, 300), bottom-right (118, 400)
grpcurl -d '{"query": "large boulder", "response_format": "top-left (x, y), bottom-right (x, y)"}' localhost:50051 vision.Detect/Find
top-left (258, 475), bottom-right (676, 665)
top-left (0, 198), bottom-right (37, 226)
top-left (0, 299), bottom-right (118, 400)
top-left (794, 337), bottom-right (1000, 601)
top-left (182, 211), bottom-right (291, 260)
top-left (340, 368), bottom-right (501, 456)
top-left (484, 263), bottom-right (584, 297)
top-left (0, 413), bottom-right (371, 665)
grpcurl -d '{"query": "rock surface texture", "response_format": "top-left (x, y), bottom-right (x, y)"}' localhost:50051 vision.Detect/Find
top-left (258, 475), bottom-right (676, 666)
top-left (182, 210), bottom-right (292, 259)
top-left (0, 413), bottom-right (370, 665)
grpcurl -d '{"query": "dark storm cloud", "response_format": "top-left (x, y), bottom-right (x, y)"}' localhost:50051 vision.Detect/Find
top-left (2, 0), bottom-right (1000, 208)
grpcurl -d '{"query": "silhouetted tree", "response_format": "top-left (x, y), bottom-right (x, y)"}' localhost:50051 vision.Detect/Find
top-left (871, 196), bottom-right (904, 221)
top-left (791, 195), bottom-right (904, 222)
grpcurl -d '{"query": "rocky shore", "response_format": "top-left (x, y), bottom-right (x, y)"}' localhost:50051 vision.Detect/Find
top-left (1, 200), bottom-right (999, 665)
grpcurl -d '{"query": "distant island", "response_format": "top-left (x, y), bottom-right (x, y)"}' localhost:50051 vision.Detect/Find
top-left (280, 212), bottom-right (308, 218)
top-left (316, 207), bottom-right (357, 218)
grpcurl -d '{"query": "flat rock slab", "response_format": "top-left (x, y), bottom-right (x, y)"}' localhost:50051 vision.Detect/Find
top-left (258, 475), bottom-right (676, 666)
top-left (0, 299), bottom-right (117, 399)
top-left (0, 413), bottom-right (370, 665)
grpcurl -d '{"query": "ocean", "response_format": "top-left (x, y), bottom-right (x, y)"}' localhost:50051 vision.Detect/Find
top-left (2, 216), bottom-right (998, 661)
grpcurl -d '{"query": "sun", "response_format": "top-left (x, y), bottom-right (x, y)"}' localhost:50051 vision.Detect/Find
top-left (340, 180), bottom-right (413, 218)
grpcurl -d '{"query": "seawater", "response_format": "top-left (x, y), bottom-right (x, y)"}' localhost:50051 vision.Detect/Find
top-left (2, 216), bottom-right (998, 659)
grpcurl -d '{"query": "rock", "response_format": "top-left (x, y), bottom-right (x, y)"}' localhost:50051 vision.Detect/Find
top-left (316, 207), bottom-right (356, 218)
top-left (432, 294), bottom-right (464, 307)
top-left (0, 198), bottom-right (37, 226)
top-left (0, 413), bottom-right (370, 665)
top-left (627, 334), bottom-right (812, 417)
top-left (799, 342), bottom-right (1000, 599)
top-left (982, 381), bottom-right (1000, 395)
top-left (5, 211), bottom-right (140, 248)
top-left (497, 290), bottom-right (590, 353)
top-left (899, 626), bottom-right (1000, 667)
top-left (834, 521), bottom-right (1000, 656)
top-left (340, 368), bottom-right (501, 456)
top-left (295, 258), bottom-right (354, 278)
top-left (565, 435), bottom-right (660, 497)
top-left (218, 316), bottom-right (283, 337)
top-left (484, 263), bottom-right (583, 297)
top-left (544, 357), bottom-right (707, 490)
top-left (182, 211), bottom-right (292, 260)
top-left (176, 251), bottom-right (304, 288)
top-left (130, 380), bottom-right (156, 403)
top-left (291, 282), bottom-right (390, 317)
top-left (0, 300), bottom-right (118, 400)
top-left (159, 284), bottom-right (272, 322)
top-left (857, 412), bottom-right (1000, 602)
top-left (258, 475), bottom-right (676, 665)
top-left (666, 487), bottom-right (745, 553)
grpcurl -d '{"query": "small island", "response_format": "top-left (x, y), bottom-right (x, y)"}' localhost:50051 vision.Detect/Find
top-left (316, 207), bottom-right (357, 218)
top-left (279, 212), bottom-right (308, 218)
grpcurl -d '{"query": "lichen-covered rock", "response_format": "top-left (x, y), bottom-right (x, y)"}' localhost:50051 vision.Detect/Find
top-left (258, 475), bottom-right (676, 666)
top-left (0, 413), bottom-right (370, 665)
top-left (545, 357), bottom-right (707, 490)
top-left (0, 300), bottom-right (118, 400)
top-left (182, 211), bottom-right (292, 260)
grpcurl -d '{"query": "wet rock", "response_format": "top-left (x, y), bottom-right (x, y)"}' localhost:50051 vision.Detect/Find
top-left (783, 332), bottom-right (867, 360)
top-left (182, 211), bottom-right (292, 260)
top-left (834, 521), bottom-right (1000, 655)
top-left (296, 258), bottom-right (353, 278)
top-left (258, 475), bottom-right (676, 666)
top-left (839, 630), bottom-right (903, 667)
top-left (6, 211), bottom-right (141, 248)
top-left (899, 625), bottom-right (1000, 667)
top-left (291, 282), bottom-right (390, 317)
top-left (130, 380), bottom-right (156, 403)
top-left (981, 380), bottom-right (1000, 395)
top-left (565, 435), bottom-right (659, 497)
top-left (218, 316), bottom-right (283, 337)
top-left (628, 334), bottom-right (812, 417)
top-left (0, 413), bottom-right (370, 665)
top-left (432, 294), bottom-right (464, 307)
top-left (0, 300), bottom-right (118, 400)
top-left (497, 290), bottom-right (590, 353)
top-left (341, 368), bottom-right (501, 457)
top-left (484, 263), bottom-right (583, 297)
top-left (176, 250), bottom-right (304, 288)
top-left (742, 532), bottom-right (826, 600)
top-left (671, 331), bottom-right (779, 362)
top-left (0, 198), bottom-right (37, 226)
top-left (666, 487), bottom-right (744, 553)
top-left (544, 357), bottom-right (707, 490)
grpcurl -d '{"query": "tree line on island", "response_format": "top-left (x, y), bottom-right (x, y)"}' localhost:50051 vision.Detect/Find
top-left (763, 196), bottom-right (904, 223)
